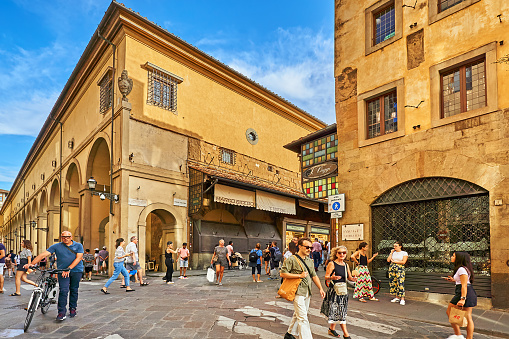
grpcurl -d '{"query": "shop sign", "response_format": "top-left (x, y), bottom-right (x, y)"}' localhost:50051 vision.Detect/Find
top-left (129, 198), bottom-right (147, 207)
top-left (256, 190), bottom-right (296, 215)
top-left (174, 198), bottom-right (187, 207)
top-left (287, 224), bottom-right (306, 232)
top-left (303, 161), bottom-right (338, 179)
top-left (342, 223), bottom-right (364, 241)
top-left (214, 184), bottom-right (255, 207)
top-left (310, 227), bottom-right (330, 235)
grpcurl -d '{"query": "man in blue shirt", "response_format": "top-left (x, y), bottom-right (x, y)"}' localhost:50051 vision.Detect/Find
top-left (27, 231), bottom-right (84, 321)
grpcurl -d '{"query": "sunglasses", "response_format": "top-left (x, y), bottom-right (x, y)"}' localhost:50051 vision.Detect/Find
top-left (61, 236), bottom-right (72, 239)
top-left (301, 246), bottom-right (313, 250)
top-left (338, 251), bottom-right (347, 255)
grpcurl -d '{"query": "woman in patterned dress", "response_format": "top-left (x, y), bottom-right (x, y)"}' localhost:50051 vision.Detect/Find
top-left (351, 242), bottom-right (379, 302)
top-left (321, 245), bottom-right (356, 338)
top-left (387, 241), bottom-right (408, 305)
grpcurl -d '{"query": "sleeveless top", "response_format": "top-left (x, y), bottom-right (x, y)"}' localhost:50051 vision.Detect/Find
top-left (165, 251), bottom-right (173, 262)
top-left (332, 261), bottom-right (347, 284)
top-left (359, 254), bottom-right (368, 266)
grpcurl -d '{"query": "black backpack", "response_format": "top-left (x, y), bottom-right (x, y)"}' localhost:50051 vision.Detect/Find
top-left (249, 250), bottom-right (258, 263)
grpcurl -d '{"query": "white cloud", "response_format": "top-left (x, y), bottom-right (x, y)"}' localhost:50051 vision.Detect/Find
top-left (0, 165), bottom-right (19, 183)
top-left (195, 38), bottom-right (229, 47)
top-left (202, 27), bottom-right (335, 124)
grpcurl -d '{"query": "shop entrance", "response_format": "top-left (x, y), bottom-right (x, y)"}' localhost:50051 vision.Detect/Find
top-left (371, 177), bottom-right (491, 297)
top-left (309, 226), bottom-right (330, 244)
top-left (145, 209), bottom-right (177, 273)
top-left (285, 224), bottom-right (305, 249)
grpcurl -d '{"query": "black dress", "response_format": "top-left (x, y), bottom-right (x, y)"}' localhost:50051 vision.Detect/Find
top-left (164, 251), bottom-right (174, 282)
top-left (320, 261), bottom-right (349, 324)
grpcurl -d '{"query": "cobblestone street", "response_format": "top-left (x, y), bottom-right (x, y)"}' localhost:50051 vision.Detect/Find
top-left (0, 269), bottom-right (502, 339)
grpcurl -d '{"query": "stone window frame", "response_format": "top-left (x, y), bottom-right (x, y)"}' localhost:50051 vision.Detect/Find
top-left (97, 67), bottom-right (113, 114)
top-left (365, 0), bottom-right (403, 56)
top-left (220, 148), bottom-right (236, 166)
top-left (428, 0), bottom-right (481, 25)
top-left (357, 78), bottom-right (405, 147)
top-left (429, 42), bottom-right (497, 129)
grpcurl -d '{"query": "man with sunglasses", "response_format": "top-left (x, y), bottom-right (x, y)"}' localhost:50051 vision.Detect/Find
top-left (281, 237), bottom-right (325, 339)
top-left (26, 231), bottom-right (84, 321)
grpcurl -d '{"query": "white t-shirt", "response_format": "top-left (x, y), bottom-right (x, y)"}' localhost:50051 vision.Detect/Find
top-left (391, 250), bottom-right (408, 262)
top-left (125, 242), bottom-right (138, 263)
top-left (453, 267), bottom-right (471, 285)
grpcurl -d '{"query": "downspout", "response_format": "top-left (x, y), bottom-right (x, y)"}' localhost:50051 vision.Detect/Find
top-left (97, 29), bottom-right (116, 216)
top-left (59, 120), bottom-right (62, 235)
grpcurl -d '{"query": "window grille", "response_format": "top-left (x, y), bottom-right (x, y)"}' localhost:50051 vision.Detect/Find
top-left (147, 69), bottom-right (178, 112)
top-left (220, 149), bottom-right (236, 165)
top-left (99, 72), bottom-right (113, 113)
top-left (367, 91), bottom-right (397, 139)
top-left (438, 0), bottom-right (464, 12)
top-left (374, 4), bottom-right (396, 45)
top-left (189, 168), bottom-right (204, 215)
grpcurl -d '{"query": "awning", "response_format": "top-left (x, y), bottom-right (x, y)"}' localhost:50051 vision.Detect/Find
top-left (214, 184), bottom-right (255, 207)
top-left (299, 199), bottom-right (319, 211)
top-left (256, 190), bottom-right (296, 215)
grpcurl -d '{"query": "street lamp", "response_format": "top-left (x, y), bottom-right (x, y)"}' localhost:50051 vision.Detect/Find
top-left (31, 220), bottom-right (49, 232)
top-left (87, 176), bottom-right (119, 203)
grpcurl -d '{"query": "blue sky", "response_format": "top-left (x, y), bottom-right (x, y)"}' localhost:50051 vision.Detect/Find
top-left (0, 0), bottom-right (335, 190)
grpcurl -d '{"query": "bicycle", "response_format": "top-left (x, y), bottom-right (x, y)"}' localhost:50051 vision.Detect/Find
top-left (24, 267), bottom-right (68, 332)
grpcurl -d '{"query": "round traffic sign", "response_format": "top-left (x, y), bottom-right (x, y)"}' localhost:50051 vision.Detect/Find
top-left (332, 202), bottom-right (341, 211)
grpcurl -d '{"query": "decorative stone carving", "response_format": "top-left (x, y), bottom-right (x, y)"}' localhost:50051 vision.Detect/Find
top-left (118, 70), bottom-right (133, 102)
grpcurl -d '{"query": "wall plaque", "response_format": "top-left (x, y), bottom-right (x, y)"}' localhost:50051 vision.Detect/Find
top-left (341, 223), bottom-right (364, 241)
top-left (303, 161), bottom-right (338, 179)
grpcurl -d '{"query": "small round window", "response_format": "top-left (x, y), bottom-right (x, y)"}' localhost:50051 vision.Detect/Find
top-left (246, 128), bottom-right (259, 145)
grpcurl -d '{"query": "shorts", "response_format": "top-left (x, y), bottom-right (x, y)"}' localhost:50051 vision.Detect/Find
top-left (99, 260), bottom-right (108, 268)
top-left (39, 261), bottom-right (47, 267)
top-left (216, 259), bottom-right (228, 268)
top-left (0, 263), bottom-right (4, 275)
top-left (126, 262), bottom-right (141, 271)
top-left (264, 256), bottom-right (270, 262)
top-left (251, 264), bottom-right (261, 275)
top-left (84, 266), bottom-right (93, 273)
top-left (17, 259), bottom-right (28, 272)
top-left (450, 284), bottom-right (477, 308)
top-left (179, 259), bottom-right (189, 268)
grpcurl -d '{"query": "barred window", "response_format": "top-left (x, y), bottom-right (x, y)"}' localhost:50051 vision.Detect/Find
top-left (367, 91), bottom-right (397, 139)
top-left (147, 69), bottom-right (178, 112)
top-left (438, 0), bottom-right (464, 12)
top-left (220, 148), bottom-right (236, 165)
top-left (373, 4), bottom-right (395, 45)
top-left (99, 70), bottom-right (113, 114)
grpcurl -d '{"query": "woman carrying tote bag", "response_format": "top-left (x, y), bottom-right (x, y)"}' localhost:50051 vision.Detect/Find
top-left (443, 251), bottom-right (477, 339)
top-left (321, 245), bottom-right (357, 338)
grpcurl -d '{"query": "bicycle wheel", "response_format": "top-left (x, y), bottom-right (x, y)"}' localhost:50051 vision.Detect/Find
top-left (371, 277), bottom-right (380, 295)
top-left (24, 290), bottom-right (41, 332)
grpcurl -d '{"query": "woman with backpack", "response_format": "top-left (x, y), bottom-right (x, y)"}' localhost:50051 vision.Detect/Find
top-left (248, 243), bottom-right (263, 282)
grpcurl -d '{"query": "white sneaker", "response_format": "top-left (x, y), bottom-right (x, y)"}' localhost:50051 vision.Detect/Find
top-left (400, 299), bottom-right (405, 305)
top-left (447, 335), bottom-right (465, 339)
top-left (178, 276), bottom-right (183, 279)
top-left (166, 281), bottom-right (174, 284)
top-left (391, 298), bottom-right (400, 303)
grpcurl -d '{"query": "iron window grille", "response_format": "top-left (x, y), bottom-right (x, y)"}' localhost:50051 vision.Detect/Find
top-left (367, 91), bottom-right (397, 139)
top-left (438, 0), bottom-right (465, 12)
top-left (147, 69), bottom-right (179, 113)
top-left (189, 168), bottom-right (204, 215)
top-left (99, 70), bottom-right (113, 114)
top-left (220, 148), bottom-right (236, 166)
top-left (441, 57), bottom-right (486, 118)
top-left (373, 3), bottom-right (396, 45)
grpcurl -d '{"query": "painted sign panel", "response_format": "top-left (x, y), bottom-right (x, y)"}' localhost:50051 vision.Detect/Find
top-left (303, 161), bottom-right (338, 179)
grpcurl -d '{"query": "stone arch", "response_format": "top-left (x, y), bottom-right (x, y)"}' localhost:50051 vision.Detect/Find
top-left (65, 161), bottom-right (82, 199)
top-left (49, 179), bottom-right (60, 208)
top-left (39, 190), bottom-right (48, 215)
top-left (63, 161), bottom-right (81, 235)
top-left (98, 216), bottom-right (109, 250)
top-left (85, 135), bottom-right (111, 185)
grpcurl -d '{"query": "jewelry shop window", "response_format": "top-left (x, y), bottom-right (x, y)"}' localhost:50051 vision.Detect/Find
top-left (143, 62), bottom-right (183, 114)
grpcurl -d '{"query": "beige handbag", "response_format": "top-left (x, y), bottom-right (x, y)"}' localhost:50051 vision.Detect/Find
top-left (333, 264), bottom-right (348, 295)
top-left (449, 306), bottom-right (467, 327)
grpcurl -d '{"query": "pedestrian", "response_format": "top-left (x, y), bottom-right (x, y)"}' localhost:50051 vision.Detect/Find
top-left (11, 240), bottom-right (37, 296)
top-left (226, 241), bottom-right (234, 270)
top-left (248, 243), bottom-right (263, 282)
top-left (5, 254), bottom-right (13, 278)
top-left (350, 242), bottom-right (379, 302)
top-left (178, 242), bottom-right (190, 279)
top-left (311, 238), bottom-right (322, 272)
top-left (94, 248), bottom-right (100, 275)
top-left (263, 244), bottom-right (271, 275)
top-left (321, 245), bottom-right (357, 338)
top-left (39, 255), bottom-right (47, 270)
top-left (27, 231), bottom-right (84, 321)
top-left (211, 239), bottom-right (230, 286)
top-left (269, 241), bottom-right (282, 280)
top-left (387, 241), bottom-right (408, 305)
top-left (82, 249), bottom-right (95, 281)
top-left (0, 241), bottom-right (5, 293)
top-left (7, 250), bottom-right (16, 277)
top-left (98, 246), bottom-right (109, 274)
top-left (164, 241), bottom-right (177, 284)
top-left (123, 236), bottom-right (149, 286)
top-left (101, 238), bottom-right (135, 294)
top-left (444, 252), bottom-right (477, 339)
top-left (281, 237), bottom-right (326, 339)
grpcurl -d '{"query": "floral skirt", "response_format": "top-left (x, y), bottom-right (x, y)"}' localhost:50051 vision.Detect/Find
top-left (320, 285), bottom-right (348, 324)
top-left (389, 263), bottom-right (405, 298)
top-left (353, 265), bottom-right (374, 299)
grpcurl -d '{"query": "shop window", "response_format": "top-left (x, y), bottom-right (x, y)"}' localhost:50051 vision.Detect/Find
top-left (365, 0), bottom-right (402, 55)
top-left (429, 0), bottom-right (481, 24)
top-left (220, 148), bottom-right (236, 165)
top-left (357, 78), bottom-right (405, 147)
top-left (143, 62), bottom-right (183, 114)
top-left (441, 58), bottom-right (485, 118)
top-left (430, 42), bottom-right (497, 128)
top-left (98, 68), bottom-right (112, 114)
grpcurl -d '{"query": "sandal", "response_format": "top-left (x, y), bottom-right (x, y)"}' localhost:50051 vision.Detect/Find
top-left (359, 298), bottom-right (367, 303)
top-left (119, 285), bottom-right (127, 288)
top-left (100, 288), bottom-right (110, 294)
top-left (369, 297), bottom-right (379, 301)
top-left (140, 282), bottom-right (149, 286)
top-left (10, 293), bottom-right (21, 296)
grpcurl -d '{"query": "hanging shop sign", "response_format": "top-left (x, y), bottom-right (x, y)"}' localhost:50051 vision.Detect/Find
top-left (342, 223), bottom-right (364, 241)
top-left (286, 224), bottom-right (306, 232)
top-left (256, 190), bottom-right (296, 215)
top-left (303, 161), bottom-right (338, 179)
top-left (214, 184), bottom-right (255, 207)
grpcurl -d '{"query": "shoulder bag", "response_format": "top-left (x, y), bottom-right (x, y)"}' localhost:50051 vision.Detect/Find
top-left (333, 263), bottom-right (348, 296)
top-left (449, 306), bottom-right (467, 327)
top-left (278, 256), bottom-right (305, 301)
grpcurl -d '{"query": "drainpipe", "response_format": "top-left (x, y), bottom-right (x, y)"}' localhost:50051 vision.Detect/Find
top-left (97, 29), bottom-right (116, 216)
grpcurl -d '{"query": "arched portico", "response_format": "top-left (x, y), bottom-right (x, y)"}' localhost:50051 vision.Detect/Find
top-left (63, 161), bottom-right (81, 238)
top-left (48, 179), bottom-right (61, 245)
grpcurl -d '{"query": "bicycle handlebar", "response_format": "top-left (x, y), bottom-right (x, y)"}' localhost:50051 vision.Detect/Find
top-left (30, 266), bottom-right (70, 274)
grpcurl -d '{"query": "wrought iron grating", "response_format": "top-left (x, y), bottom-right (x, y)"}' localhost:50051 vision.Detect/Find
top-left (372, 177), bottom-right (488, 205)
top-left (147, 69), bottom-right (178, 112)
top-left (99, 72), bottom-right (113, 113)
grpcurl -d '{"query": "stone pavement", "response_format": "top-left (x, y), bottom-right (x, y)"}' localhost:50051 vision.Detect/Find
top-left (0, 268), bottom-right (507, 339)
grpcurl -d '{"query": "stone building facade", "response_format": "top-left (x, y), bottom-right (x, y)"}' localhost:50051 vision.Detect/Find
top-left (0, 2), bottom-right (326, 273)
top-left (335, 0), bottom-right (509, 308)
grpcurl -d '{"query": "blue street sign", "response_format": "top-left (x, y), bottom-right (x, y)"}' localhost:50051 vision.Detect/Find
top-left (332, 202), bottom-right (341, 211)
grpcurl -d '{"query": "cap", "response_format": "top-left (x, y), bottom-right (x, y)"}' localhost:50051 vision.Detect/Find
top-left (102, 246), bottom-right (107, 249)
top-left (94, 248), bottom-right (99, 250)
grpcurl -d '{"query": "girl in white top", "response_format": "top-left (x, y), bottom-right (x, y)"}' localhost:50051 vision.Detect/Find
top-left (386, 241), bottom-right (408, 305)
top-left (443, 252), bottom-right (477, 339)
